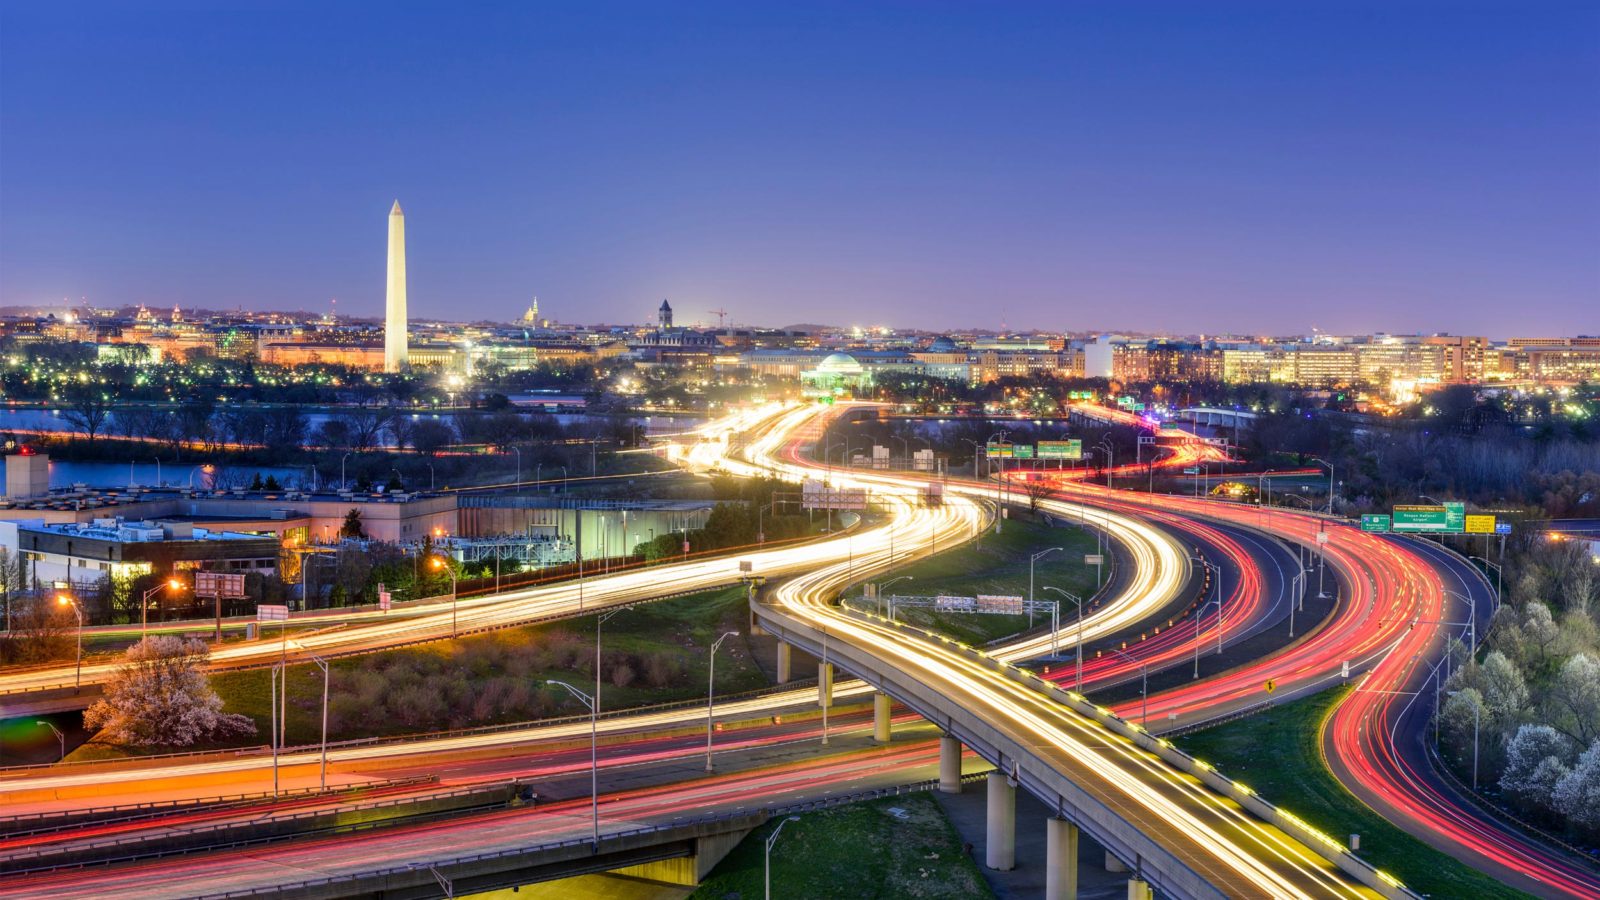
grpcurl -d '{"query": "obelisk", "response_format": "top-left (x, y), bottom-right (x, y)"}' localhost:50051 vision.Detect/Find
top-left (384, 200), bottom-right (408, 372)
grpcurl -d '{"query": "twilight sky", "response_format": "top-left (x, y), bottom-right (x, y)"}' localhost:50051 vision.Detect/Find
top-left (1, 2), bottom-right (1596, 336)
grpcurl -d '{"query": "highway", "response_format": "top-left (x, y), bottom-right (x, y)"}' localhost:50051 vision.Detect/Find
top-left (3, 400), bottom-right (1562, 897)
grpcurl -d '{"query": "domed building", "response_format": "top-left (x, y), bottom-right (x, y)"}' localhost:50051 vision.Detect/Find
top-left (801, 352), bottom-right (871, 397)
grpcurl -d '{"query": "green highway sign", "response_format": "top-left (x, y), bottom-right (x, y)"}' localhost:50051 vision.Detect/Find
top-left (1160, 421), bottom-right (1182, 430)
top-left (1133, 403), bottom-right (1146, 412)
top-left (1037, 439), bottom-right (1083, 460)
top-left (1392, 505), bottom-right (1455, 533)
top-left (1360, 514), bottom-right (1392, 533)
top-left (1444, 502), bottom-right (1466, 533)
top-left (1012, 445), bottom-right (1034, 459)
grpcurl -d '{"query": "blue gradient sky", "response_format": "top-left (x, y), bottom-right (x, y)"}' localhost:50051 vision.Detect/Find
top-left (2, 2), bottom-right (1596, 335)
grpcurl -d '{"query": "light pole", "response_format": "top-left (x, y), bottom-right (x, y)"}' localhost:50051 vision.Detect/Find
top-left (304, 652), bottom-right (330, 790)
top-left (431, 556), bottom-right (459, 637)
top-left (765, 815), bottom-right (803, 900)
top-left (1309, 456), bottom-right (1334, 514)
top-left (596, 606), bottom-right (628, 743)
top-left (140, 578), bottom-right (185, 639)
top-left (1029, 547), bottom-right (1063, 627)
top-left (57, 594), bottom-right (82, 691)
top-left (1108, 648), bottom-right (1148, 727)
top-left (876, 575), bottom-right (914, 616)
top-left (1097, 437), bottom-right (1115, 488)
top-left (510, 446), bottom-right (521, 494)
top-left (1041, 586), bottom-right (1083, 686)
top-left (340, 452), bottom-right (351, 491)
top-left (548, 679), bottom-right (599, 850)
top-left (1188, 556), bottom-right (1222, 678)
top-left (35, 720), bottom-right (64, 761)
top-left (706, 630), bottom-right (737, 771)
top-left (1443, 588), bottom-right (1479, 660)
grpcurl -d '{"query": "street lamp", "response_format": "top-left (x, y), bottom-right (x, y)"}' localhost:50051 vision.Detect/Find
top-left (1029, 548), bottom-right (1064, 627)
top-left (340, 452), bottom-right (351, 491)
top-left (595, 606), bottom-right (629, 744)
top-left (57, 594), bottom-right (82, 691)
top-left (765, 816), bottom-right (803, 900)
top-left (1097, 437), bottom-right (1115, 488)
top-left (509, 446), bottom-right (521, 494)
top-left (707, 630), bottom-right (738, 771)
top-left (35, 720), bottom-right (64, 761)
top-left (1188, 555), bottom-right (1223, 678)
top-left (431, 556), bottom-right (459, 637)
top-left (547, 680), bottom-right (600, 850)
top-left (305, 653), bottom-right (330, 790)
top-left (1041, 586), bottom-right (1083, 687)
top-left (1309, 457), bottom-right (1335, 514)
top-left (140, 578), bottom-right (185, 639)
top-left (1107, 648), bottom-right (1148, 727)
top-left (876, 575), bottom-right (914, 616)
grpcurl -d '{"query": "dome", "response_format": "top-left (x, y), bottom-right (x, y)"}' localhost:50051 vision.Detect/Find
top-left (817, 352), bottom-right (864, 374)
top-left (926, 335), bottom-right (958, 353)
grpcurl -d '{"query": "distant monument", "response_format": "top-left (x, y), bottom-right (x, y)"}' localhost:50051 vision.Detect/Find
top-left (658, 298), bottom-right (673, 328)
top-left (522, 296), bottom-right (540, 326)
top-left (384, 200), bottom-right (408, 372)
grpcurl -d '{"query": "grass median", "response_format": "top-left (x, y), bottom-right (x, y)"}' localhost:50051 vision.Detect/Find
top-left (1175, 686), bottom-right (1531, 899)
top-left (691, 792), bottom-right (992, 900)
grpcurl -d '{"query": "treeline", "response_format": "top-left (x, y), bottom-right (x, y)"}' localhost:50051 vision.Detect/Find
top-left (1435, 537), bottom-right (1600, 843)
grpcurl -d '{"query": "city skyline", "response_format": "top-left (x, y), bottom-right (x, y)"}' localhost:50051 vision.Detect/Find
top-left (2, 4), bottom-right (1597, 334)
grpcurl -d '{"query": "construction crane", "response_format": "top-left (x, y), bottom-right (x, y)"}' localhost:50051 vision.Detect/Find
top-left (708, 308), bottom-right (729, 329)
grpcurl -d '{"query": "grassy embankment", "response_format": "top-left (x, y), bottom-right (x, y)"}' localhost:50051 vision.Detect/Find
top-left (871, 515), bottom-right (1102, 647)
top-left (68, 585), bottom-right (764, 759)
top-left (1176, 686), bottom-right (1531, 899)
top-left (690, 793), bottom-right (993, 900)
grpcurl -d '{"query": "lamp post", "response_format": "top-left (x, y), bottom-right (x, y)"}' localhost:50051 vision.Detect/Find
top-left (1309, 456), bottom-right (1335, 514)
top-left (1108, 648), bottom-right (1148, 727)
top-left (140, 578), bottom-right (185, 639)
top-left (340, 452), bottom-right (351, 491)
top-left (305, 653), bottom-right (330, 790)
top-left (1097, 437), bottom-right (1115, 488)
top-left (765, 816), bottom-right (803, 900)
top-left (547, 680), bottom-right (599, 850)
top-left (35, 720), bottom-right (64, 761)
top-left (1188, 555), bottom-right (1222, 677)
top-left (595, 606), bottom-right (629, 745)
top-left (56, 594), bottom-right (82, 691)
top-left (1041, 586), bottom-right (1082, 685)
top-left (706, 630), bottom-right (738, 771)
top-left (876, 575), bottom-right (914, 616)
top-left (430, 556), bottom-right (459, 636)
top-left (1029, 547), bottom-right (1064, 627)
top-left (510, 446), bottom-right (521, 494)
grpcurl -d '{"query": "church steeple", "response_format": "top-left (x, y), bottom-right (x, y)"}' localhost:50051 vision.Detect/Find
top-left (658, 299), bottom-right (673, 328)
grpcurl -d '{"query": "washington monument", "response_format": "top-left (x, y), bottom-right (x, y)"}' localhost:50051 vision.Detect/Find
top-left (384, 200), bottom-right (408, 372)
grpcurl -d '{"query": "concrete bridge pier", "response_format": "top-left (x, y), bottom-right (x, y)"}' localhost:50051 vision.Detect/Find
top-left (776, 641), bottom-right (792, 683)
top-left (1105, 851), bottom-right (1128, 872)
top-left (1045, 816), bottom-right (1079, 900)
top-left (817, 662), bottom-right (834, 707)
top-left (1127, 878), bottom-right (1152, 900)
top-left (985, 772), bottom-right (1016, 872)
top-left (873, 692), bottom-right (892, 743)
top-left (939, 735), bottom-right (963, 793)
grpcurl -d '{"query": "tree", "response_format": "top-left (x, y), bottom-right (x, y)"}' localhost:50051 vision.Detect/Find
top-left (1499, 725), bottom-right (1571, 811)
top-left (1548, 653), bottom-right (1600, 746)
top-left (338, 508), bottom-right (366, 540)
top-left (1554, 740), bottom-right (1600, 833)
top-left (61, 383), bottom-right (116, 445)
top-left (82, 637), bottom-right (256, 746)
top-left (411, 419), bottom-right (456, 456)
top-left (0, 596), bottom-right (75, 663)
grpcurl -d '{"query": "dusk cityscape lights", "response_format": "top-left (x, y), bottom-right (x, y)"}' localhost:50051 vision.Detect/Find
top-left (1, 5), bottom-right (1596, 900)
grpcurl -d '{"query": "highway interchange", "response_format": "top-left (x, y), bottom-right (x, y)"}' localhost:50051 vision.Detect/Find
top-left (0, 402), bottom-right (1594, 898)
